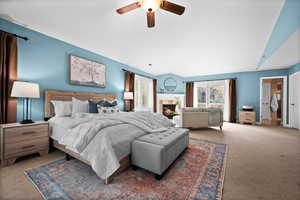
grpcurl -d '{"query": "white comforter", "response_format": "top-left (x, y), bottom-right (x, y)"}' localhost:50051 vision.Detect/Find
top-left (51, 112), bottom-right (174, 179)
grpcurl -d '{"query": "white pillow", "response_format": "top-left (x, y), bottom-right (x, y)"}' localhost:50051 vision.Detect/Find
top-left (72, 97), bottom-right (89, 116)
top-left (51, 101), bottom-right (72, 117)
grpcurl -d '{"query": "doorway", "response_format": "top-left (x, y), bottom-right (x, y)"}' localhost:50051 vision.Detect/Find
top-left (260, 76), bottom-right (287, 126)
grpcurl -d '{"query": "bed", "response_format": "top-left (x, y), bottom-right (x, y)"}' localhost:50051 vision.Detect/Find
top-left (45, 90), bottom-right (130, 184)
top-left (44, 90), bottom-right (174, 184)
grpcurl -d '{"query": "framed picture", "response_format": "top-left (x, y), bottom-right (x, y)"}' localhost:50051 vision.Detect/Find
top-left (70, 55), bottom-right (106, 87)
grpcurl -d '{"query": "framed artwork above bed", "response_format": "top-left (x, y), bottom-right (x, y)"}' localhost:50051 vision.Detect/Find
top-left (70, 55), bottom-right (106, 88)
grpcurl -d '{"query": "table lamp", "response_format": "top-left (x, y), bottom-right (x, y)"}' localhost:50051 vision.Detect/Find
top-left (124, 92), bottom-right (133, 112)
top-left (11, 81), bottom-right (40, 124)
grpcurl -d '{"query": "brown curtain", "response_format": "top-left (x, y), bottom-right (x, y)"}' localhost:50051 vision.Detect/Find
top-left (153, 79), bottom-right (157, 112)
top-left (124, 71), bottom-right (135, 111)
top-left (229, 79), bottom-right (237, 123)
top-left (0, 33), bottom-right (18, 124)
top-left (185, 82), bottom-right (194, 107)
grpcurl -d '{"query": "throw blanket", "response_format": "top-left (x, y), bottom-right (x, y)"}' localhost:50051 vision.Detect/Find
top-left (59, 112), bottom-right (174, 179)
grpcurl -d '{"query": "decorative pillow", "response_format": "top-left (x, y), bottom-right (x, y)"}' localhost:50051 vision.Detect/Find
top-left (98, 106), bottom-right (119, 114)
top-left (99, 100), bottom-right (118, 107)
top-left (72, 97), bottom-right (89, 116)
top-left (88, 100), bottom-right (101, 113)
top-left (51, 101), bottom-right (72, 117)
top-left (88, 100), bottom-right (118, 113)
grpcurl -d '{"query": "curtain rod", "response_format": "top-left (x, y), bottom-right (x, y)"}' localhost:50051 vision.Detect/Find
top-left (0, 30), bottom-right (29, 41)
top-left (183, 77), bottom-right (237, 83)
top-left (122, 69), bottom-right (156, 80)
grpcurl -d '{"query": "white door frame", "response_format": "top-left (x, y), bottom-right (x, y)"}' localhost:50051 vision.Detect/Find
top-left (259, 76), bottom-right (288, 126)
top-left (289, 71), bottom-right (300, 130)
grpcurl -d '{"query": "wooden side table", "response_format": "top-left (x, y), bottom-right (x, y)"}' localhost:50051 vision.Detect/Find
top-left (0, 121), bottom-right (49, 167)
top-left (239, 111), bottom-right (256, 125)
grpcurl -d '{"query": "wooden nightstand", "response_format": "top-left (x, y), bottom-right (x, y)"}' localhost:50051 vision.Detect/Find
top-left (239, 111), bottom-right (256, 125)
top-left (0, 121), bottom-right (49, 167)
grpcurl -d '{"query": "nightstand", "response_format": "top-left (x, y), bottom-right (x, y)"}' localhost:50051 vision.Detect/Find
top-left (0, 121), bottom-right (49, 167)
top-left (239, 111), bottom-right (256, 125)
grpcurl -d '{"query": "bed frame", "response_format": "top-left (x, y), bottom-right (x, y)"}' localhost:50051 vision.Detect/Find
top-left (44, 90), bottom-right (130, 184)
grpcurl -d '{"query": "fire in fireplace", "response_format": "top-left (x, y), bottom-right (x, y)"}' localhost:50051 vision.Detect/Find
top-left (162, 104), bottom-right (176, 119)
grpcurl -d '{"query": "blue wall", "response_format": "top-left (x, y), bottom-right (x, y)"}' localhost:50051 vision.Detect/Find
top-left (156, 73), bottom-right (185, 94)
top-left (1, 18), bottom-right (298, 123)
top-left (182, 69), bottom-right (290, 122)
top-left (0, 18), bottom-right (156, 121)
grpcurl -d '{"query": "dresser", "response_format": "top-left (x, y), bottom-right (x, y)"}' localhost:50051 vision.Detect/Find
top-left (239, 111), bottom-right (256, 125)
top-left (0, 121), bottom-right (49, 167)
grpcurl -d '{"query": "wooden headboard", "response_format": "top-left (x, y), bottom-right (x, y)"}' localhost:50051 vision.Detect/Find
top-left (44, 90), bottom-right (117, 118)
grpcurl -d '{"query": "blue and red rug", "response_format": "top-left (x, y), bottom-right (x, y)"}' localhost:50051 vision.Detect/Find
top-left (25, 138), bottom-right (228, 200)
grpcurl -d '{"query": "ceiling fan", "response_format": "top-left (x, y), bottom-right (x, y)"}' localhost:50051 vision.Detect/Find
top-left (116, 0), bottom-right (185, 28)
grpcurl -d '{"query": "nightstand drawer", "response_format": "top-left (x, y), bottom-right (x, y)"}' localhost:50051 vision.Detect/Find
top-left (242, 118), bottom-right (254, 123)
top-left (240, 115), bottom-right (255, 121)
top-left (5, 125), bottom-right (48, 143)
top-left (4, 137), bottom-right (49, 158)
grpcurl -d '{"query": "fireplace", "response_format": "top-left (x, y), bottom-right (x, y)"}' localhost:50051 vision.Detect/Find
top-left (162, 104), bottom-right (177, 119)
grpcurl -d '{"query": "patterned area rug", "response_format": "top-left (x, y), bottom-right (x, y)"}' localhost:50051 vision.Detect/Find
top-left (25, 138), bottom-right (228, 200)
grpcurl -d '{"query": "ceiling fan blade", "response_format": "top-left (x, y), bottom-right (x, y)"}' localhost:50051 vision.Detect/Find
top-left (160, 1), bottom-right (185, 15)
top-left (147, 11), bottom-right (155, 28)
top-left (116, 2), bottom-right (141, 14)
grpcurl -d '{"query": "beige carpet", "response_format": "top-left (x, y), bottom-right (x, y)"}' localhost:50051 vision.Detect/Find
top-left (0, 123), bottom-right (300, 200)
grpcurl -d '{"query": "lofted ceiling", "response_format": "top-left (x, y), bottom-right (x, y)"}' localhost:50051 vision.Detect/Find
top-left (1, 0), bottom-right (297, 77)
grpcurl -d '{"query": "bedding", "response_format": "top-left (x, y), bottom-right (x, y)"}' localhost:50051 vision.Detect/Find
top-left (72, 97), bottom-right (89, 116)
top-left (99, 99), bottom-right (118, 107)
top-left (88, 100), bottom-right (100, 113)
top-left (51, 101), bottom-right (72, 117)
top-left (50, 111), bottom-right (174, 180)
top-left (98, 106), bottom-right (119, 113)
top-left (89, 100), bottom-right (118, 113)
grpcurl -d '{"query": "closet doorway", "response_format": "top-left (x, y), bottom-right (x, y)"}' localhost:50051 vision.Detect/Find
top-left (260, 76), bottom-right (287, 126)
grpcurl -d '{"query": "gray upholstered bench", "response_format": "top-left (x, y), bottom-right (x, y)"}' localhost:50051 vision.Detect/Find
top-left (131, 128), bottom-right (189, 180)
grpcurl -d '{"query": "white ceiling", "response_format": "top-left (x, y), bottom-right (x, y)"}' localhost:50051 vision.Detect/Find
top-left (1, 0), bottom-right (293, 77)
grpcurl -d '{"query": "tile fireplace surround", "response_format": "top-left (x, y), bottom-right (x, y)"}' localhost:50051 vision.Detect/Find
top-left (157, 93), bottom-right (185, 114)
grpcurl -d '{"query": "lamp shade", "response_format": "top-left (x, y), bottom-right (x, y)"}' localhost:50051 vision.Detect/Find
top-left (124, 92), bottom-right (133, 100)
top-left (11, 81), bottom-right (40, 98)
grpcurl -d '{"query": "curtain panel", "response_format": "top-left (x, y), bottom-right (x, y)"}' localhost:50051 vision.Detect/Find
top-left (0, 33), bottom-right (18, 124)
top-left (153, 79), bottom-right (157, 112)
top-left (229, 79), bottom-right (237, 123)
top-left (124, 71), bottom-right (135, 111)
top-left (185, 82), bottom-right (194, 107)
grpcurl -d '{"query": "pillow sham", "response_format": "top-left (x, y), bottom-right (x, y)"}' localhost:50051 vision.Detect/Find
top-left (72, 97), bottom-right (89, 116)
top-left (88, 100), bottom-right (100, 113)
top-left (98, 106), bottom-right (119, 114)
top-left (51, 100), bottom-right (72, 117)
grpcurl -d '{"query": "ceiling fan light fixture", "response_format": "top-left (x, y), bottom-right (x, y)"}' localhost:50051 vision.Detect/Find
top-left (141, 0), bottom-right (162, 11)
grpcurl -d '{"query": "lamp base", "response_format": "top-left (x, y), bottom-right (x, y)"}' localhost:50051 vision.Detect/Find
top-left (20, 119), bottom-right (35, 124)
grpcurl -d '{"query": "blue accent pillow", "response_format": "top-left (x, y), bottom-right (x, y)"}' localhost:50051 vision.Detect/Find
top-left (88, 101), bottom-right (100, 113)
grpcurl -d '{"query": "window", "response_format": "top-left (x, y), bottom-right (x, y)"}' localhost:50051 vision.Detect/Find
top-left (194, 80), bottom-right (225, 111)
top-left (134, 75), bottom-right (153, 111)
top-left (209, 82), bottom-right (225, 110)
top-left (197, 86), bottom-right (207, 108)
